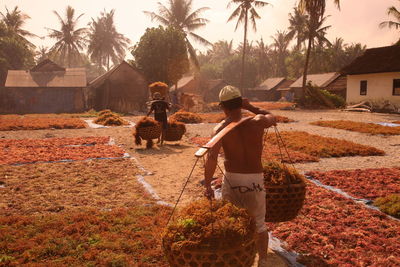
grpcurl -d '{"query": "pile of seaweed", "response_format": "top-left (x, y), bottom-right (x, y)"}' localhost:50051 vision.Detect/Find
top-left (163, 199), bottom-right (255, 251)
top-left (170, 110), bottom-right (203, 124)
top-left (263, 161), bottom-right (306, 186)
top-left (134, 117), bottom-right (160, 149)
top-left (94, 110), bottom-right (128, 126)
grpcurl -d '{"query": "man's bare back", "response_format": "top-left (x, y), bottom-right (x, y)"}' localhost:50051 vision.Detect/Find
top-left (214, 116), bottom-right (266, 173)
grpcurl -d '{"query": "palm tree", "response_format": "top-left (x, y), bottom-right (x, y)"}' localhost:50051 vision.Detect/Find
top-left (88, 9), bottom-right (130, 72)
top-left (227, 0), bottom-right (270, 94)
top-left (35, 46), bottom-right (49, 63)
top-left (298, 0), bottom-right (340, 99)
top-left (0, 6), bottom-right (37, 47)
top-left (209, 40), bottom-right (234, 63)
top-left (287, 7), bottom-right (308, 50)
top-left (379, 0), bottom-right (400, 44)
top-left (47, 6), bottom-right (87, 67)
top-left (329, 37), bottom-right (346, 70)
top-left (144, 0), bottom-right (211, 68)
top-left (271, 30), bottom-right (292, 77)
top-left (254, 38), bottom-right (272, 80)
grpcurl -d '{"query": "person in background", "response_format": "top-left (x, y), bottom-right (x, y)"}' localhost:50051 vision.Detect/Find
top-left (170, 90), bottom-right (179, 113)
top-left (203, 85), bottom-right (276, 267)
top-left (147, 92), bottom-right (171, 145)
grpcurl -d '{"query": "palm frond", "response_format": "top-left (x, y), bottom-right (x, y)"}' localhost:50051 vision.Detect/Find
top-left (143, 11), bottom-right (170, 26)
top-left (186, 38), bottom-right (199, 69)
top-left (380, 21), bottom-right (400, 29)
top-left (227, 5), bottom-right (242, 22)
top-left (254, 1), bottom-right (270, 8)
top-left (184, 7), bottom-right (210, 25)
top-left (387, 6), bottom-right (400, 20)
top-left (188, 32), bottom-right (212, 46)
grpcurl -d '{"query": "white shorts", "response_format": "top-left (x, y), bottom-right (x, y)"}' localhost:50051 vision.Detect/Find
top-left (222, 172), bottom-right (267, 233)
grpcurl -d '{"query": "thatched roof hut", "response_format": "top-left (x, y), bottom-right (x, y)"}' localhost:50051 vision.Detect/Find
top-left (1, 59), bottom-right (87, 114)
top-left (341, 45), bottom-right (400, 105)
top-left (88, 61), bottom-right (148, 113)
top-left (341, 45), bottom-right (400, 75)
top-left (247, 77), bottom-right (294, 101)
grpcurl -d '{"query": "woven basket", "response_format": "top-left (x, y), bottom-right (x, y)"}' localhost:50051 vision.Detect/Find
top-left (137, 125), bottom-right (161, 140)
top-left (265, 182), bottom-right (306, 222)
top-left (163, 238), bottom-right (256, 267)
top-left (165, 127), bottom-right (184, 141)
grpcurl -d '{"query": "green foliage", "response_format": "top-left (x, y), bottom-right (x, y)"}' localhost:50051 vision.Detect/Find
top-left (132, 26), bottom-right (189, 86)
top-left (374, 194), bottom-right (400, 219)
top-left (300, 82), bottom-right (344, 109)
top-left (222, 55), bottom-right (258, 88)
top-left (200, 63), bottom-right (222, 79)
top-left (0, 21), bottom-right (34, 86)
top-left (320, 89), bottom-right (345, 108)
top-left (178, 218), bottom-right (197, 228)
top-left (87, 9), bottom-right (130, 71)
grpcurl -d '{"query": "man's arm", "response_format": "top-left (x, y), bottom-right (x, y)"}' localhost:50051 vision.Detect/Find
top-left (204, 140), bottom-right (222, 199)
top-left (146, 104), bottom-right (154, 116)
top-left (253, 114), bottom-right (277, 128)
top-left (242, 98), bottom-right (271, 115)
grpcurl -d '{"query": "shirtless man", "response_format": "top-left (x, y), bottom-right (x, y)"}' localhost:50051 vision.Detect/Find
top-left (204, 86), bottom-right (276, 267)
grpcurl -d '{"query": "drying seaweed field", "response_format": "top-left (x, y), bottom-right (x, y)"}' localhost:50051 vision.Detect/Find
top-left (1, 107), bottom-right (399, 266)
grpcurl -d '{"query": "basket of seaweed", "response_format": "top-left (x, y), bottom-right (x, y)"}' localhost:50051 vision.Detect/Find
top-left (149, 81), bottom-right (169, 98)
top-left (94, 110), bottom-right (128, 126)
top-left (263, 161), bottom-right (306, 222)
top-left (162, 199), bottom-right (257, 267)
top-left (165, 120), bottom-right (186, 141)
top-left (134, 117), bottom-right (161, 148)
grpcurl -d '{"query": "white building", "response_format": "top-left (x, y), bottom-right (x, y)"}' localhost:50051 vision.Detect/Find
top-left (341, 45), bottom-right (400, 105)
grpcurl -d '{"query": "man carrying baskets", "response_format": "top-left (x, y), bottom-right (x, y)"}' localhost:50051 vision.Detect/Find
top-left (203, 86), bottom-right (276, 267)
top-left (147, 92), bottom-right (171, 145)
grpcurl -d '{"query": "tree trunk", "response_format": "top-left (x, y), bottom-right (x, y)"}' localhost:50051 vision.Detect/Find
top-left (302, 33), bottom-right (313, 102)
top-left (107, 55), bottom-right (110, 71)
top-left (240, 8), bottom-right (249, 97)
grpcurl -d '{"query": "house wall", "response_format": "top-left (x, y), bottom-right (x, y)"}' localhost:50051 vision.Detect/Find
top-left (92, 64), bottom-right (148, 113)
top-left (245, 90), bottom-right (267, 101)
top-left (0, 87), bottom-right (85, 114)
top-left (325, 76), bottom-right (347, 99)
top-left (346, 72), bottom-right (400, 105)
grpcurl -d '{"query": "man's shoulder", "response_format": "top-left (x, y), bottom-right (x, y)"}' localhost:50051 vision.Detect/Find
top-left (213, 120), bottom-right (229, 136)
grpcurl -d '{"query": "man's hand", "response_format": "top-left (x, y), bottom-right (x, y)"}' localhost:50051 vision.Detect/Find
top-left (268, 114), bottom-right (277, 127)
top-left (241, 98), bottom-right (252, 111)
top-left (242, 98), bottom-right (271, 115)
top-left (204, 185), bottom-right (214, 200)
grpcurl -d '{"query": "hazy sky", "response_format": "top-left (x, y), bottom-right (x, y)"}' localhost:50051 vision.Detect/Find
top-left (2, 0), bottom-right (399, 57)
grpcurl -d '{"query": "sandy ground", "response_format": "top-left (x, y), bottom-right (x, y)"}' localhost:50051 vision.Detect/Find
top-left (1, 109), bottom-right (399, 267)
top-left (1, 109), bottom-right (399, 212)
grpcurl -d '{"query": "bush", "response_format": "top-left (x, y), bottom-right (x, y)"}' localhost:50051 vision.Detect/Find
top-left (374, 194), bottom-right (400, 218)
top-left (300, 82), bottom-right (343, 109)
top-left (320, 90), bottom-right (346, 108)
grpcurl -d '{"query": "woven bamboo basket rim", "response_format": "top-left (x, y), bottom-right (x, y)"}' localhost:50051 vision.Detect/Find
top-left (165, 236), bottom-right (255, 254)
top-left (265, 181), bottom-right (306, 189)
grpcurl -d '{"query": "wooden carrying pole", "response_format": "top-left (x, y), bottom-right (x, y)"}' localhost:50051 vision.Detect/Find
top-left (195, 117), bottom-right (252, 158)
